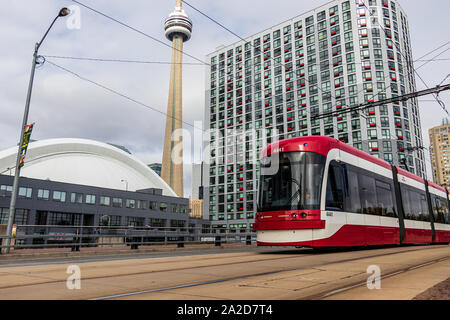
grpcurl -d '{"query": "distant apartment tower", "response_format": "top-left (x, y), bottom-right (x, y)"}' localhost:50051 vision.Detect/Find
top-left (189, 200), bottom-right (203, 219)
top-left (148, 163), bottom-right (162, 176)
top-left (191, 163), bottom-right (204, 200)
top-left (429, 119), bottom-right (450, 187)
top-left (204, 0), bottom-right (425, 229)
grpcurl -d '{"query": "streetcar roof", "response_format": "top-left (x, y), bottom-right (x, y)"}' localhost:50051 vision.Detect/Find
top-left (261, 136), bottom-right (391, 170)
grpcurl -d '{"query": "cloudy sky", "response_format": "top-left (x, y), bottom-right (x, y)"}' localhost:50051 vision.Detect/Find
top-left (0, 0), bottom-right (449, 197)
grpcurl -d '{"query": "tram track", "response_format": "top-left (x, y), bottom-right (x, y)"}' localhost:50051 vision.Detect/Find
top-left (0, 245), bottom-right (447, 299)
top-left (0, 251), bottom-right (309, 290)
top-left (310, 255), bottom-right (450, 300)
top-left (0, 245), bottom-right (440, 291)
top-left (88, 245), bottom-right (450, 300)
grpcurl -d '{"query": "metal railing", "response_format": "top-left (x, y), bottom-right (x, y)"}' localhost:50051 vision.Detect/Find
top-left (0, 224), bottom-right (256, 253)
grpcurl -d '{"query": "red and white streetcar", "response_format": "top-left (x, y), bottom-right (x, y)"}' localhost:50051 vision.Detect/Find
top-left (254, 136), bottom-right (450, 247)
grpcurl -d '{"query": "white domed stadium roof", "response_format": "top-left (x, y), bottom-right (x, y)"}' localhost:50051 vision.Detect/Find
top-left (0, 138), bottom-right (177, 197)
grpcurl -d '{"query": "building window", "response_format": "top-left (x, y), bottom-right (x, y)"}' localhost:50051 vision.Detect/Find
top-left (368, 129), bottom-right (378, 140)
top-left (149, 218), bottom-right (166, 228)
top-left (383, 141), bottom-right (392, 152)
top-left (171, 204), bottom-right (178, 213)
top-left (137, 200), bottom-right (147, 210)
top-left (352, 131), bottom-right (362, 142)
top-left (0, 208), bottom-right (29, 225)
top-left (150, 201), bottom-right (158, 211)
top-left (85, 194), bottom-right (96, 205)
top-left (99, 214), bottom-right (121, 226)
top-left (160, 202), bottom-right (168, 212)
top-left (0, 185), bottom-right (12, 197)
top-left (126, 199), bottom-right (135, 209)
top-left (18, 187), bottom-right (32, 199)
top-left (100, 196), bottom-right (110, 206)
top-left (112, 198), bottom-right (123, 208)
top-left (53, 191), bottom-right (66, 202)
top-left (71, 193), bottom-right (83, 204)
top-left (125, 216), bottom-right (144, 227)
top-left (48, 212), bottom-right (81, 226)
top-left (37, 189), bottom-right (50, 200)
top-left (384, 153), bottom-right (393, 163)
top-left (381, 129), bottom-right (391, 139)
top-left (170, 219), bottom-right (186, 229)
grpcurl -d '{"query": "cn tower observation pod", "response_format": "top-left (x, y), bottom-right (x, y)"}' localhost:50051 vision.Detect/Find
top-left (164, 3), bottom-right (193, 41)
top-left (0, 138), bottom-right (178, 197)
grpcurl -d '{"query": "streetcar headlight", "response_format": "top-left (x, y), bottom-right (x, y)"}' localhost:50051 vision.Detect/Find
top-left (292, 213), bottom-right (298, 219)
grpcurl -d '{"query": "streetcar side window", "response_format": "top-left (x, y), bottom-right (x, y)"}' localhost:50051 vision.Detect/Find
top-left (325, 161), bottom-right (396, 216)
top-left (418, 193), bottom-right (430, 222)
top-left (411, 191), bottom-right (429, 222)
top-left (401, 186), bottom-right (411, 219)
top-left (440, 196), bottom-right (450, 224)
top-left (375, 180), bottom-right (396, 217)
top-left (431, 195), bottom-right (449, 224)
top-left (359, 173), bottom-right (377, 215)
top-left (325, 161), bottom-right (346, 211)
top-left (346, 169), bottom-right (362, 214)
top-left (400, 184), bottom-right (430, 222)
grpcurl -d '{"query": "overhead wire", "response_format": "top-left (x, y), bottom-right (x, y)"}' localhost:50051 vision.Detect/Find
top-left (41, 54), bottom-right (450, 66)
top-left (187, 0), bottom-right (436, 179)
top-left (361, 1), bottom-right (450, 117)
top-left (415, 47), bottom-right (450, 70)
top-left (181, 0), bottom-right (386, 149)
top-left (299, 2), bottom-right (449, 177)
top-left (70, 0), bottom-right (450, 131)
top-left (69, 0), bottom-right (325, 140)
top-left (359, 1), bottom-right (449, 178)
top-left (71, 0), bottom-right (209, 66)
top-left (45, 60), bottom-right (205, 132)
top-left (41, 55), bottom-right (205, 65)
top-left (182, 0), bottom-right (345, 114)
top-left (61, 0), bottom-right (448, 170)
top-left (414, 41), bottom-right (449, 61)
top-left (185, 0), bottom-right (450, 137)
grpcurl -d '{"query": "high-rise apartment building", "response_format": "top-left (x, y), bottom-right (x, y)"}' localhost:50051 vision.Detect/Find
top-left (204, 0), bottom-right (425, 230)
top-left (429, 119), bottom-right (450, 187)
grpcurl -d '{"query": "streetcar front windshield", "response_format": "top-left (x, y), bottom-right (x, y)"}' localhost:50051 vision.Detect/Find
top-left (258, 152), bottom-right (326, 212)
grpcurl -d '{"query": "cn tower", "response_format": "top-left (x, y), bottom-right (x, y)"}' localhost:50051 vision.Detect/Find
top-left (161, 0), bottom-right (192, 197)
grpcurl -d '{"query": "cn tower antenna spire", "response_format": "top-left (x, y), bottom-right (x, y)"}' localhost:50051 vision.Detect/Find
top-left (160, 0), bottom-right (193, 198)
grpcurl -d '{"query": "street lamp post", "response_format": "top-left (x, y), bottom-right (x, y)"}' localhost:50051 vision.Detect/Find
top-left (121, 179), bottom-right (129, 192)
top-left (2, 8), bottom-right (71, 254)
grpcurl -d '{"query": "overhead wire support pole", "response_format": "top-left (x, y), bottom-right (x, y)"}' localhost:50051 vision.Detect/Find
top-left (2, 8), bottom-right (70, 255)
top-left (3, 44), bottom-right (38, 254)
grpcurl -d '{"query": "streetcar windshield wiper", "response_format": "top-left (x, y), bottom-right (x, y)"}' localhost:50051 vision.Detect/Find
top-left (287, 177), bottom-right (302, 206)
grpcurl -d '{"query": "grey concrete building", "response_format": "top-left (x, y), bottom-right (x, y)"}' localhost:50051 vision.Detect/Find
top-left (0, 174), bottom-right (210, 246)
top-left (0, 138), bottom-right (211, 247)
